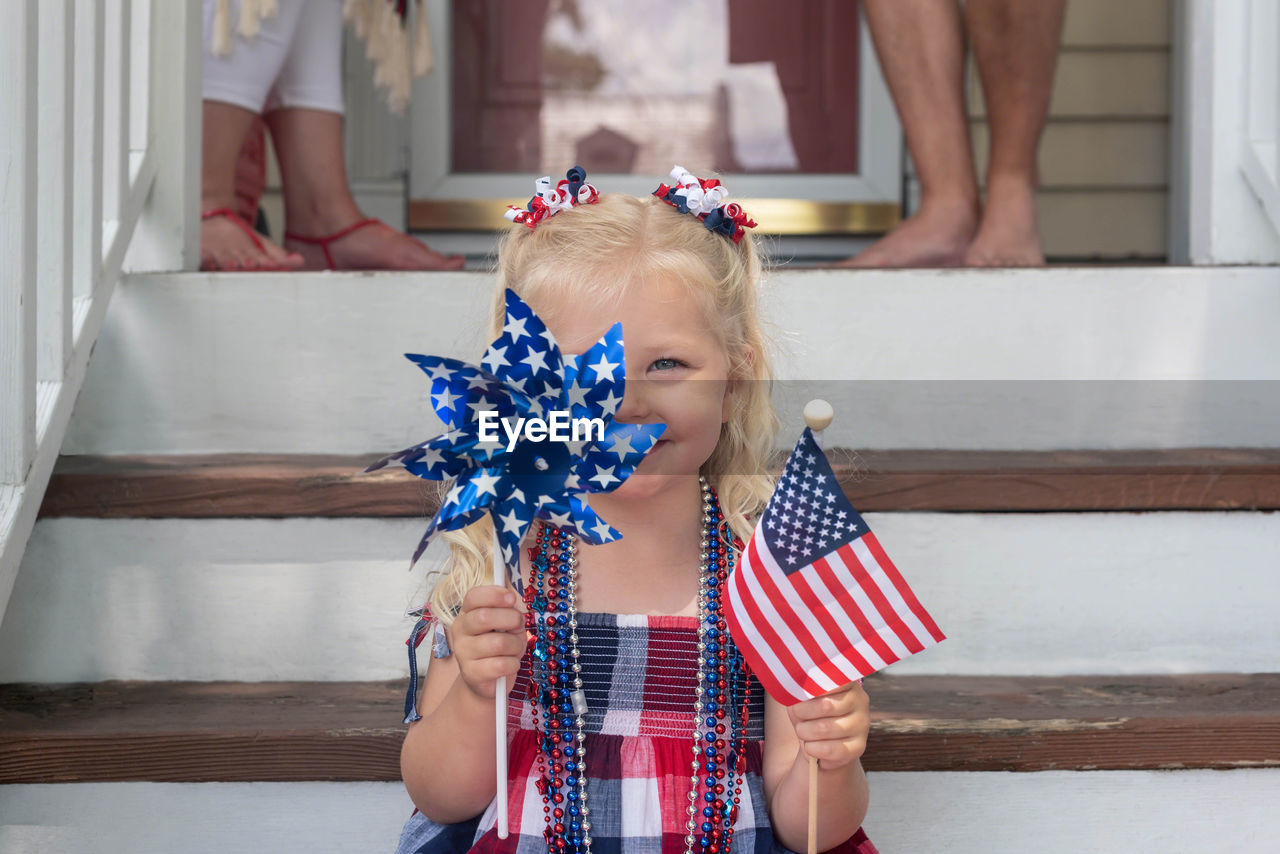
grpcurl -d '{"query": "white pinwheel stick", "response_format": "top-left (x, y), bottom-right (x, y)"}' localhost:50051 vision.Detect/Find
top-left (493, 529), bottom-right (510, 839)
top-left (801, 398), bottom-right (834, 854)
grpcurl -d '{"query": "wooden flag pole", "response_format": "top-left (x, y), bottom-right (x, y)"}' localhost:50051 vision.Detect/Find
top-left (493, 531), bottom-right (509, 839)
top-left (801, 399), bottom-right (834, 854)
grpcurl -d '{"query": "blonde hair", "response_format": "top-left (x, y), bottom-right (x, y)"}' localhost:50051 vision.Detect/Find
top-left (427, 192), bottom-right (778, 626)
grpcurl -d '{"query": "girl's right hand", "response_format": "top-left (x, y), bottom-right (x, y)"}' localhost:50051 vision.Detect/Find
top-left (451, 585), bottom-right (528, 701)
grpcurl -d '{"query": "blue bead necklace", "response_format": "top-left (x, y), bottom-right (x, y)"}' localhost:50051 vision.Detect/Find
top-left (524, 477), bottom-right (751, 854)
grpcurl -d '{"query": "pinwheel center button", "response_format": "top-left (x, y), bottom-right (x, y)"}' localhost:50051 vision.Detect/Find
top-left (506, 435), bottom-right (573, 498)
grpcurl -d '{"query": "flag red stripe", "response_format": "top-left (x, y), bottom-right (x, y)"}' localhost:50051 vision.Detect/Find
top-left (724, 595), bottom-right (803, 705)
top-left (746, 537), bottom-right (852, 692)
top-left (813, 555), bottom-right (900, 667)
top-left (790, 565), bottom-right (877, 679)
top-left (838, 542), bottom-right (924, 654)
top-left (729, 543), bottom-right (818, 701)
top-left (861, 531), bottom-right (947, 643)
top-left (726, 523), bottom-right (810, 702)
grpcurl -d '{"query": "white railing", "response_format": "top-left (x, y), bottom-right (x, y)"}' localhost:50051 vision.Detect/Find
top-left (0, 0), bottom-right (200, 625)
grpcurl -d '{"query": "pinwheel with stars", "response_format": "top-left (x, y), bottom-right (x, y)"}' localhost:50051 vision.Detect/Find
top-left (367, 288), bottom-right (666, 589)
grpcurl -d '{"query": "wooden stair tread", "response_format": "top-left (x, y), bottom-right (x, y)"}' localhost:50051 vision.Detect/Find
top-left (3, 674), bottom-right (1278, 782)
top-left (39, 449), bottom-right (1280, 518)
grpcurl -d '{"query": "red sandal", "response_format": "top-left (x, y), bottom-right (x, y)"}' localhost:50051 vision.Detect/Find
top-left (200, 207), bottom-right (301, 272)
top-left (284, 218), bottom-right (466, 271)
top-left (283, 217), bottom-right (384, 271)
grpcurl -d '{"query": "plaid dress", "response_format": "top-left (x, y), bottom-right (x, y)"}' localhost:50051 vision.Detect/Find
top-left (394, 612), bottom-right (877, 854)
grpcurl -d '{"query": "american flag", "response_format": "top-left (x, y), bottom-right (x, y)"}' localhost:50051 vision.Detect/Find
top-left (726, 428), bottom-right (945, 705)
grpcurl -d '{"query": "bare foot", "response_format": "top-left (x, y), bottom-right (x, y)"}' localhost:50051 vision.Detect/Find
top-left (284, 219), bottom-right (465, 271)
top-left (964, 174), bottom-right (1045, 267)
top-left (831, 198), bottom-right (979, 268)
top-left (201, 212), bottom-right (304, 272)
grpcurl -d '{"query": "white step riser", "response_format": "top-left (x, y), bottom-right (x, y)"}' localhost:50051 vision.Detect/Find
top-left (3, 513), bottom-right (1277, 682)
top-left (62, 268), bottom-right (1280, 455)
top-left (3, 771), bottom-right (1279, 854)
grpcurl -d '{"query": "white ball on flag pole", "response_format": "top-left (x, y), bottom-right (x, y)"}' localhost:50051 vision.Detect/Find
top-left (803, 399), bottom-right (834, 432)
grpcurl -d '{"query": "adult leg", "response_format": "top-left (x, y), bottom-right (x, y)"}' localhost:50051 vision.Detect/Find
top-left (835, 0), bottom-right (978, 268)
top-left (962, 0), bottom-right (1065, 266)
top-left (266, 0), bottom-right (464, 271)
top-left (201, 0), bottom-right (304, 270)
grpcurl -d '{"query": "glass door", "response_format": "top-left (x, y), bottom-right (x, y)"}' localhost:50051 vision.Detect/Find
top-left (408, 0), bottom-right (902, 237)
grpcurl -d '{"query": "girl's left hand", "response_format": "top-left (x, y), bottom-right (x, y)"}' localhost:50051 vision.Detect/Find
top-left (786, 680), bottom-right (871, 771)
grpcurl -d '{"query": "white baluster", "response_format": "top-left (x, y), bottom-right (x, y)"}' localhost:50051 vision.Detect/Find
top-left (38, 0), bottom-right (75, 386)
top-left (129, 0), bottom-right (151, 154)
top-left (102, 0), bottom-right (130, 234)
top-left (0, 0), bottom-right (38, 486)
top-left (126, 0), bottom-right (201, 272)
top-left (73, 0), bottom-right (105, 301)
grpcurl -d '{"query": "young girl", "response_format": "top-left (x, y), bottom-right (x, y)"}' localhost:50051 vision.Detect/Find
top-left (394, 180), bottom-right (876, 854)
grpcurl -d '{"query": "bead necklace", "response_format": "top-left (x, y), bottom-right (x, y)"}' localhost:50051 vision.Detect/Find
top-left (523, 477), bottom-right (752, 854)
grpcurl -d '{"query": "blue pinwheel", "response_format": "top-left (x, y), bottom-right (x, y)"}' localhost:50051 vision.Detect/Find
top-left (368, 289), bottom-right (665, 587)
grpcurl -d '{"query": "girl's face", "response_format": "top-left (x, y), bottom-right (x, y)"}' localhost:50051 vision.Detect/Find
top-left (538, 275), bottom-right (734, 497)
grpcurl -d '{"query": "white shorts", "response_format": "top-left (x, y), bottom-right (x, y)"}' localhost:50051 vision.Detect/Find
top-left (202, 0), bottom-right (344, 115)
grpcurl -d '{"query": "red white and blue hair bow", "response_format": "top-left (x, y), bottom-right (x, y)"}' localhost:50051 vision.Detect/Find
top-left (653, 165), bottom-right (758, 244)
top-left (505, 165), bottom-right (600, 229)
top-left (366, 288), bottom-right (665, 584)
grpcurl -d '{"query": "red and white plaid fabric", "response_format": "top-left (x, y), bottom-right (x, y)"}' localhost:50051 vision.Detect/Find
top-left (395, 611), bottom-right (878, 854)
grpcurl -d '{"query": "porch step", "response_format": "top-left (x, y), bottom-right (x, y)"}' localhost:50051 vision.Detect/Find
top-left (61, 268), bottom-right (1280, 455)
top-left (4, 674), bottom-right (1277, 784)
top-left (6, 511), bottom-right (1279, 682)
top-left (37, 449), bottom-right (1280, 518)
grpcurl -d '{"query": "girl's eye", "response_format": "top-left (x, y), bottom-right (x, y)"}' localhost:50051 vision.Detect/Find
top-left (650, 357), bottom-right (686, 371)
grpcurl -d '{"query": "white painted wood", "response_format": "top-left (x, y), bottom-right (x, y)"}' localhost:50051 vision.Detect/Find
top-left (408, 1), bottom-right (902, 206)
top-left (0, 826), bottom-right (89, 854)
top-left (1168, 0), bottom-right (1192, 265)
top-left (1, 0), bottom-right (38, 487)
top-left (2, 512), bottom-right (1277, 682)
top-left (1172, 0), bottom-right (1280, 264)
top-left (127, 0), bottom-right (150, 153)
top-left (124, 0), bottom-right (200, 272)
top-left (1240, 0), bottom-right (1280, 236)
top-left (1, 0), bottom-right (167, 629)
top-left (0, 783), bottom-right (414, 854)
top-left (60, 267), bottom-right (1280, 455)
top-left (100, 0), bottom-right (131, 231)
top-left (101, 148), bottom-right (157, 285)
top-left (36, 0), bottom-right (75, 387)
top-left (866, 770), bottom-right (1280, 853)
top-left (72, 0), bottom-right (105, 301)
top-left (0, 0), bottom-right (38, 665)
top-left (0, 518), bottom-right (432, 682)
top-left (3, 771), bottom-right (1280, 854)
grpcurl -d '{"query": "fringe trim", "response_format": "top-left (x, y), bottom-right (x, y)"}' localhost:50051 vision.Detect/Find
top-left (211, 0), bottom-right (233, 56)
top-left (413, 0), bottom-right (434, 77)
top-left (343, 0), bottom-right (434, 115)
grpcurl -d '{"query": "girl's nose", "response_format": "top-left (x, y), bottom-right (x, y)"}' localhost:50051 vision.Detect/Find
top-left (613, 379), bottom-right (651, 424)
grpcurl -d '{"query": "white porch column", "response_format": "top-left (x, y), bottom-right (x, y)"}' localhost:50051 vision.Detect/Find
top-left (1170, 0), bottom-right (1280, 264)
top-left (124, 0), bottom-right (201, 272)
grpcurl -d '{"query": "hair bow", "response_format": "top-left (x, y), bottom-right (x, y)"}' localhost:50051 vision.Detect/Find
top-left (505, 165), bottom-right (600, 229)
top-left (653, 165), bottom-right (757, 243)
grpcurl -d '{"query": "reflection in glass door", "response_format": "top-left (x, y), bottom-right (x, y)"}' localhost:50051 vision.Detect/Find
top-left (409, 0), bottom-right (902, 237)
